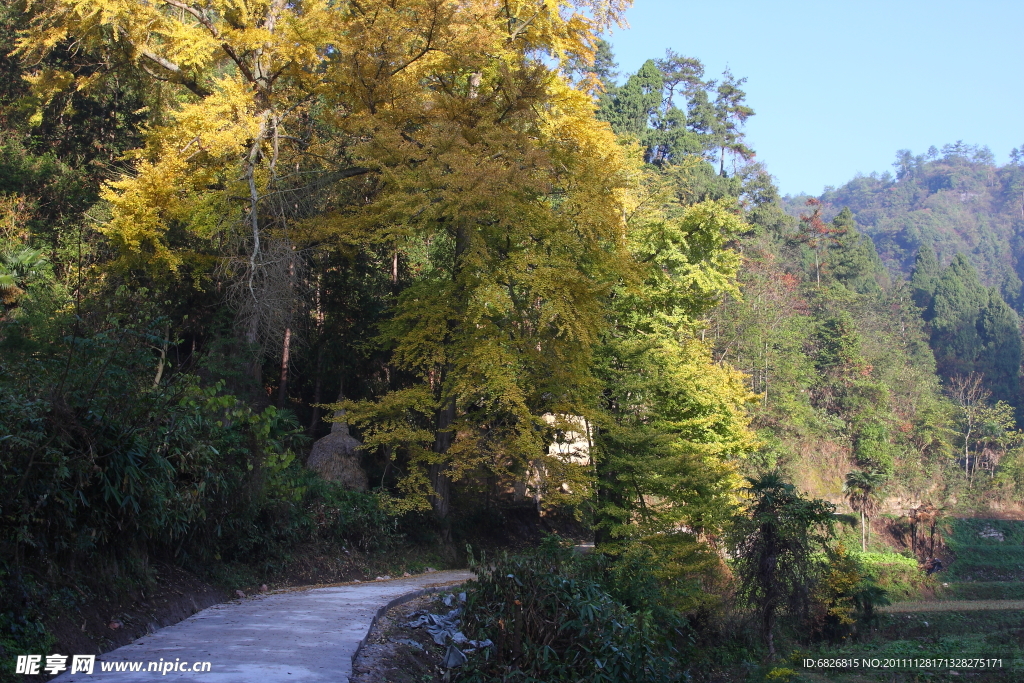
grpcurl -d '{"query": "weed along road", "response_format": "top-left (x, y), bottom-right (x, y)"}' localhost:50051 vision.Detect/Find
top-left (51, 571), bottom-right (474, 683)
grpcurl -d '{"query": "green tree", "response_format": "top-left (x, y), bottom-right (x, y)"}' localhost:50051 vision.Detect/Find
top-left (843, 469), bottom-right (886, 551)
top-left (852, 421), bottom-right (895, 475)
top-left (730, 472), bottom-right (836, 659)
top-left (829, 208), bottom-right (885, 293)
top-left (947, 373), bottom-right (1020, 485)
top-left (910, 244), bottom-right (941, 313)
top-left (594, 197), bottom-right (756, 545)
top-left (712, 68), bottom-right (755, 175)
top-left (930, 254), bottom-right (987, 378)
top-left (929, 254), bottom-right (1020, 406)
top-left (598, 59), bottom-right (664, 142)
top-left (977, 288), bottom-right (1022, 405)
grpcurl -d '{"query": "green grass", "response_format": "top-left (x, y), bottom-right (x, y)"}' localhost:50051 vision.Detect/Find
top-left (787, 521), bottom-right (1024, 681)
top-left (948, 519), bottom-right (1024, 546)
top-left (945, 547), bottom-right (1024, 581)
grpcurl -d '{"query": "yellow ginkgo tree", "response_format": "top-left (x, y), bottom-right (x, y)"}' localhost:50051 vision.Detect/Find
top-left (21, 0), bottom-right (641, 518)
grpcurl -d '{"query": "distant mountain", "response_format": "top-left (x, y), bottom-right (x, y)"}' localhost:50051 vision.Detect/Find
top-left (784, 143), bottom-right (1024, 307)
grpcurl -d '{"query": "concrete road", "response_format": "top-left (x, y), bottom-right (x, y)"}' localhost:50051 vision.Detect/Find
top-left (51, 570), bottom-right (474, 682)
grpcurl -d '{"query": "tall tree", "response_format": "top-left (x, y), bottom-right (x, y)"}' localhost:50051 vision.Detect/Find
top-left (23, 0), bottom-right (636, 522)
top-left (797, 199), bottom-right (846, 286)
top-left (597, 59), bottom-right (664, 154)
top-left (977, 288), bottom-right (1022, 405)
top-left (730, 472), bottom-right (836, 660)
top-left (594, 196), bottom-right (756, 544)
top-left (828, 207), bottom-right (885, 293)
top-left (930, 254), bottom-right (987, 378)
top-left (843, 469), bottom-right (885, 551)
top-left (910, 244), bottom-right (941, 313)
top-left (712, 68), bottom-right (755, 175)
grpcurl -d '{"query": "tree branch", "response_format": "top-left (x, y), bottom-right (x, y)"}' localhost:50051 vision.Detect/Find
top-left (138, 48), bottom-right (211, 97)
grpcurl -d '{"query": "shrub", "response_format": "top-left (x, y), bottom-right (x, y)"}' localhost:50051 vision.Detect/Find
top-left (457, 539), bottom-right (686, 683)
top-left (855, 552), bottom-right (932, 601)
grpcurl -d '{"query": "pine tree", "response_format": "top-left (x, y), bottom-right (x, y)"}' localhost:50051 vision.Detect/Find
top-left (713, 68), bottom-right (755, 175)
top-left (598, 59), bottom-right (664, 141)
top-left (930, 254), bottom-right (987, 379)
top-left (977, 288), bottom-right (1022, 405)
top-left (910, 244), bottom-right (941, 314)
top-left (829, 208), bottom-right (885, 293)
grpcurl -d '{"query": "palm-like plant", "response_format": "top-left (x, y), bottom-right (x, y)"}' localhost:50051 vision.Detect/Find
top-left (0, 247), bottom-right (46, 308)
top-left (844, 469), bottom-right (886, 552)
top-left (731, 471), bottom-right (836, 659)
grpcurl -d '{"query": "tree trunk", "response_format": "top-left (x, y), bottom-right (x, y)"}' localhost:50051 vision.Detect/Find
top-left (764, 614), bottom-right (776, 660)
top-left (427, 225), bottom-right (468, 525)
top-left (431, 395), bottom-right (456, 521)
top-left (277, 325), bottom-right (291, 409)
top-left (861, 510), bottom-right (866, 552)
top-left (153, 324), bottom-right (169, 388)
top-left (246, 314), bottom-right (263, 387)
top-left (307, 348), bottom-right (324, 437)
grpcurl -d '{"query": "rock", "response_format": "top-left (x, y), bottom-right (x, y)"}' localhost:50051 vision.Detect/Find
top-left (403, 572), bottom-right (411, 577)
top-left (375, 575), bottom-right (392, 581)
top-left (424, 567), bottom-right (435, 573)
top-left (234, 590), bottom-right (246, 599)
top-left (306, 412), bottom-right (369, 491)
top-left (108, 620), bottom-right (122, 630)
top-left (259, 584), bottom-right (268, 593)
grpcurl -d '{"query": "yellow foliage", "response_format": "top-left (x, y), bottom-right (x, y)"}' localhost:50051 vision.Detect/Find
top-left (810, 542), bottom-right (863, 639)
top-left (20, 0), bottom-right (631, 276)
top-left (19, 0), bottom-right (765, 524)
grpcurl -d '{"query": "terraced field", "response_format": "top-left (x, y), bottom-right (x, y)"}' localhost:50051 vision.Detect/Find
top-left (795, 519), bottom-right (1024, 681)
top-left (881, 599), bottom-right (1024, 612)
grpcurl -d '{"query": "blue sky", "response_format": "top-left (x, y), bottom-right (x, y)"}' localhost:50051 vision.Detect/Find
top-left (604, 0), bottom-right (1023, 196)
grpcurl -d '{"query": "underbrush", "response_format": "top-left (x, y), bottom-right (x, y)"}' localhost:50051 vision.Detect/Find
top-left (457, 538), bottom-right (691, 683)
top-left (856, 552), bottom-right (935, 602)
top-left (0, 315), bottom-right (409, 677)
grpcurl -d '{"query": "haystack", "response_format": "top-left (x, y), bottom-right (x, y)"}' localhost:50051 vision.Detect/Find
top-left (306, 412), bottom-right (369, 491)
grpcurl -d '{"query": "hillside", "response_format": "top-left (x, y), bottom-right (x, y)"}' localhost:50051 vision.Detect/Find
top-left (785, 144), bottom-right (1024, 307)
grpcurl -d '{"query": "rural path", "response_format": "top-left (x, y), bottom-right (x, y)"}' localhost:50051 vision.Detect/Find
top-left (52, 570), bottom-right (474, 683)
top-left (881, 599), bottom-right (1024, 613)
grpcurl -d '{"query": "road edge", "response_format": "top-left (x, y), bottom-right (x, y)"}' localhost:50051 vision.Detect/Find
top-left (350, 578), bottom-right (472, 676)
